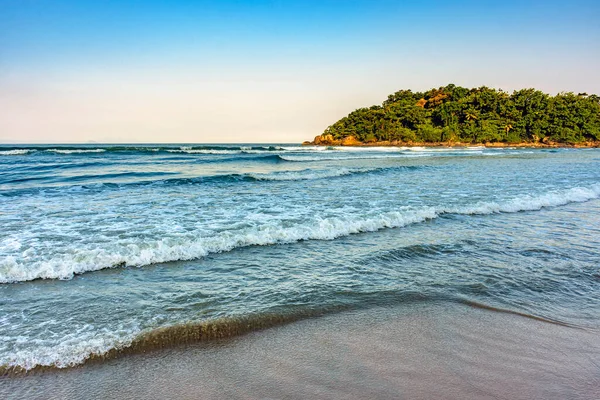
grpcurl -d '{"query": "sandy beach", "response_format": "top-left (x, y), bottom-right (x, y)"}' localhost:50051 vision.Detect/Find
top-left (2, 301), bottom-right (598, 400)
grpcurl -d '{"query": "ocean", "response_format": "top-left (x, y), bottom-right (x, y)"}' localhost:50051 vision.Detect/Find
top-left (0, 144), bottom-right (599, 380)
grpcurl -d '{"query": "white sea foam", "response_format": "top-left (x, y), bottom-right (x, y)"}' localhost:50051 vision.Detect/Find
top-left (168, 149), bottom-right (242, 155)
top-left (279, 154), bottom-right (421, 162)
top-left (444, 185), bottom-right (600, 215)
top-left (0, 149), bottom-right (36, 155)
top-left (1, 322), bottom-right (140, 370)
top-left (0, 208), bottom-right (437, 283)
top-left (2, 184), bottom-right (600, 371)
top-left (406, 146), bottom-right (481, 152)
top-left (278, 146), bottom-right (331, 152)
top-left (1, 184), bottom-right (599, 284)
top-left (247, 167), bottom-right (380, 181)
top-left (326, 146), bottom-right (405, 152)
top-left (47, 149), bottom-right (106, 154)
top-left (172, 146), bottom-right (333, 154)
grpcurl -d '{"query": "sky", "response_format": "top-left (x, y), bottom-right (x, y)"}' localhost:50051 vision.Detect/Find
top-left (1, 0), bottom-right (599, 143)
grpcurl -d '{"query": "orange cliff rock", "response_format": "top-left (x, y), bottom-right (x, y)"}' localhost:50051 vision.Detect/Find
top-left (340, 136), bottom-right (361, 146)
top-left (307, 134), bottom-right (363, 146)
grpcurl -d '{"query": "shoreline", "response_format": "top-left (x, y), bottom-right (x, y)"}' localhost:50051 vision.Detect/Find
top-left (0, 298), bottom-right (577, 376)
top-left (302, 139), bottom-right (600, 148)
top-left (2, 301), bottom-right (598, 400)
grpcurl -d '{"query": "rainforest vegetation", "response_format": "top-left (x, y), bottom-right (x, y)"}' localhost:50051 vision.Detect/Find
top-left (313, 85), bottom-right (600, 145)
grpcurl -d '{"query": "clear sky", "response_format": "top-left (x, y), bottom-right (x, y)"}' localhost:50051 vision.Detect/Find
top-left (1, 0), bottom-right (599, 143)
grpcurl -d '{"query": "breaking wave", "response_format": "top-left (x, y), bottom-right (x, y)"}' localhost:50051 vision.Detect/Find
top-left (0, 149), bottom-right (36, 156)
top-left (46, 149), bottom-right (107, 154)
top-left (0, 145), bottom-right (332, 157)
top-left (0, 293), bottom-right (574, 373)
top-left (167, 149), bottom-right (242, 155)
top-left (245, 166), bottom-right (414, 181)
top-left (278, 154), bottom-right (417, 162)
top-left (0, 308), bottom-right (335, 373)
top-left (1, 183), bottom-right (599, 284)
top-left (442, 185), bottom-right (600, 214)
top-left (0, 165), bottom-right (420, 195)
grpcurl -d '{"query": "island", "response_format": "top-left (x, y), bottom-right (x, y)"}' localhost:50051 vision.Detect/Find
top-left (305, 85), bottom-right (600, 147)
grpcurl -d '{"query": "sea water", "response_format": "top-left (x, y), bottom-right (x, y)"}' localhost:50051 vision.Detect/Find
top-left (0, 144), bottom-right (599, 371)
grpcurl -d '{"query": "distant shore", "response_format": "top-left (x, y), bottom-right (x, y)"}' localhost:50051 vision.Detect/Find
top-left (314, 85), bottom-right (600, 149)
top-left (303, 136), bottom-right (600, 148)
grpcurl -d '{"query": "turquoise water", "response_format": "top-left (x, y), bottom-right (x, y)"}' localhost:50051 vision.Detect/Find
top-left (0, 144), bottom-right (599, 371)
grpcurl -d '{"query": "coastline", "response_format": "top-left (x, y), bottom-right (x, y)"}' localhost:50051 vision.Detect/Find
top-left (302, 137), bottom-right (600, 148)
top-left (3, 301), bottom-right (598, 400)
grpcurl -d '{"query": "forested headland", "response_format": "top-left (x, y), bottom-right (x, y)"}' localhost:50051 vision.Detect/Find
top-left (307, 85), bottom-right (600, 147)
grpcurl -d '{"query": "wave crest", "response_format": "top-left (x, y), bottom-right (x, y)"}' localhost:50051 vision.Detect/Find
top-left (46, 149), bottom-right (106, 154)
top-left (0, 307), bottom-right (341, 373)
top-left (1, 183), bottom-right (599, 284)
top-left (247, 167), bottom-right (389, 181)
top-left (0, 149), bottom-right (36, 155)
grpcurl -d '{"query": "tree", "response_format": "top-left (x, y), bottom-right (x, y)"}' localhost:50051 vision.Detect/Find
top-left (319, 85), bottom-right (600, 145)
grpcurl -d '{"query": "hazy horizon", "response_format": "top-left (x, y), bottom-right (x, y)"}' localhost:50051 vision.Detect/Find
top-left (1, 0), bottom-right (599, 144)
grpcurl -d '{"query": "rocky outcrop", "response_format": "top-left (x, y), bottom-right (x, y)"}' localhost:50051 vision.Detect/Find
top-left (306, 134), bottom-right (363, 146)
top-left (312, 134), bottom-right (339, 145)
top-left (340, 136), bottom-right (361, 146)
top-left (304, 134), bottom-right (600, 148)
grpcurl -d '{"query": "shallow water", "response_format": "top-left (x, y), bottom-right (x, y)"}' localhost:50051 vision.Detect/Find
top-left (0, 144), bottom-right (599, 371)
top-left (2, 302), bottom-right (599, 400)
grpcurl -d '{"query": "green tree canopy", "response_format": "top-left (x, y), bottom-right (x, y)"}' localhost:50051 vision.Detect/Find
top-left (318, 85), bottom-right (600, 145)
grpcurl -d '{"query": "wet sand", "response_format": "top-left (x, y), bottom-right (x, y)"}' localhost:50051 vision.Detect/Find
top-left (2, 301), bottom-right (599, 400)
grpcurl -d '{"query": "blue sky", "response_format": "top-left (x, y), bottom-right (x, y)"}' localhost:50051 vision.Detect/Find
top-left (1, 0), bottom-right (599, 143)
